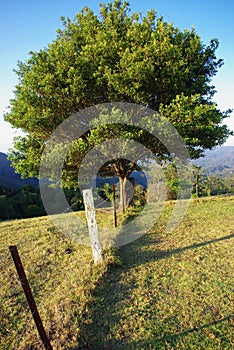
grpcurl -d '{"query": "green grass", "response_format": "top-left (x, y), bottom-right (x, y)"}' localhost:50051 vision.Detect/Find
top-left (0, 196), bottom-right (233, 349)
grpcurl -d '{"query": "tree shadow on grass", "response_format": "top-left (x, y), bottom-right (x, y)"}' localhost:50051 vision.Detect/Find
top-left (71, 232), bottom-right (234, 349)
top-left (116, 315), bottom-right (234, 350)
top-left (138, 232), bottom-right (234, 263)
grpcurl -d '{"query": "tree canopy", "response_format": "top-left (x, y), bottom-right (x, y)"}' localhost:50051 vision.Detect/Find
top-left (5, 0), bottom-right (232, 204)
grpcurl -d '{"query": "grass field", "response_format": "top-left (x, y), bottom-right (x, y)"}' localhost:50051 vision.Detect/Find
top-left (0, 196), bottom-right (233, 349)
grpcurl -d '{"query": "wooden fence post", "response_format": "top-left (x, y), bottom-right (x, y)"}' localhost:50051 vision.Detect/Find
top-left (83, 189), bottom-right (103, 264)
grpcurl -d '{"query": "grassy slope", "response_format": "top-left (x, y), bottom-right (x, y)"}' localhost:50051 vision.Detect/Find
top-left (0, 196), bottom-right (233, 349)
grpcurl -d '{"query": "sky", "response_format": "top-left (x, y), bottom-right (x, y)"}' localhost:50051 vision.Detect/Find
top-left (0, 0), bottom-right (234, 153)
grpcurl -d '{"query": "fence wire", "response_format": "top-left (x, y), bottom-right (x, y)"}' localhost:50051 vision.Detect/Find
top-left (0, 223), bottom-right (93, 350)
top-left (9, 314), bottom-right (32, 350)
top-left (0, 231), bottom-right (62, 349)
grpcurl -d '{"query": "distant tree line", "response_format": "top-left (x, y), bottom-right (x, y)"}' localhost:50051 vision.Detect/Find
top-left (0, 185), bottom-right (44, 220)
top-left (164, 164), bottom-right (234, 200)
top-left (193, 173), bottom-right (234, 198)
top-left (0, 185), bottom-right (83, 221)
top-left (0, 169), bottom-right (233, 221)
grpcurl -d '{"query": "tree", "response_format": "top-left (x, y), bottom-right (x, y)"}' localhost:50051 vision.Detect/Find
top-left (5, 1), bottom-right (232, 210)
top-left (164, 162), bottom-right (180, 200)
top-left (200, 174), bottom-right (231, 197)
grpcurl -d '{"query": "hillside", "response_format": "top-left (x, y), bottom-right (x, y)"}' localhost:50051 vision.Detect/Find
top-left (1, 146), bottom-right (233, 191)
top-left (0, 146), bottom-right (234, 189)
top-left (193, 146), bottom-right (234, 175)
top-left (0, 196), bottom-right (233, 349)
top-left (0, 152), bottom-right (38, 189)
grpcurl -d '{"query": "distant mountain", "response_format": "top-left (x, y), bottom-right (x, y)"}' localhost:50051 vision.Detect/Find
top-left (193, 146), bottom-right (234, 175)
top-left (0, 152), bottom-right (38, 189)
top-left (1, 146), bottom-right (233, 190)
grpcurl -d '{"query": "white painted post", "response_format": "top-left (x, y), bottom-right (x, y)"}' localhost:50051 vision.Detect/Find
top-left (82, 189), bottom-right (103, 264)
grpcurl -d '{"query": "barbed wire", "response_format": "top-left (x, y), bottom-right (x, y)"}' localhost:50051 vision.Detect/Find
top-left (10, 314), bottom-right (33, 350)
top-left (0, 223), bottom-right (92, 349)
top-left (95, 199), bottom-right (111, 208)
top-left (0, 281), bottom-right (22, 310)
top-left (0, 219), bottom-right (93, 349)
top-left (0, 239), bottom-right (51, 349)
top-left (0, 248), bottom-right (10, 268)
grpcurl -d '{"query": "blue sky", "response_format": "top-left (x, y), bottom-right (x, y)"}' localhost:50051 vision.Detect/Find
top-left (0, 0), bottom-right (233, 152)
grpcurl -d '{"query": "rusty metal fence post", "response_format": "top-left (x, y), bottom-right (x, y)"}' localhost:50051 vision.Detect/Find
top-left (9, 245), bottom-right (52, 350)
top-left (113, 184), bottom-right (117, 227)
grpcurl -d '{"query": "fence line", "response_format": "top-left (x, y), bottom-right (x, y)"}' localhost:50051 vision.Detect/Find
top-left (0, 226), bottom-right (84, 349)
top-left (0, 281), bottom-right (22, 310)
top-left (0, 237), bottom-right (55, 349)
top-left (10, 245), bottom-right (52, 350)
top-left (10, 314), bottom-right (32, 350)
top-left (0, 248), bottom-right (10, 268)
top-left (0, 217), bottom-right (100, 349)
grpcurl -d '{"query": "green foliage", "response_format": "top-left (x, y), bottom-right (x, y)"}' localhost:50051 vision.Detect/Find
top-left (222, 174), bottom-right (234, 193)
top-left (0, 185), bottom-right (84, 221)
top-left (98, 183), bottom-right (115, 203)
top-left (0, 185), bottom-right (9, 195)
top-left (0, 185), bottom-right (46, 220)
top-left (131, 184), bottom-right (146, 206)
top-left (0, 196), bottom-right (15, 220)
top-left (164, 162), bottom-right (233, 200)
top-left (199, 174), bottom-right (232, 197)
top-left (24, 204), bottom-right (45, 218)
top-left (159, 94), bottom-right (232, 158)
top-left (164, 162), bottom-right (179, 199)
top-left (164, 162), bottom-right (192, 200)
top-left (4, 1), bottom-right (232, 186)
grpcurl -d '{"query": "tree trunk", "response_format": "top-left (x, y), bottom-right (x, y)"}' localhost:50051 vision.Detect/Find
top-left (119, 176), bottom-right (127, 213)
